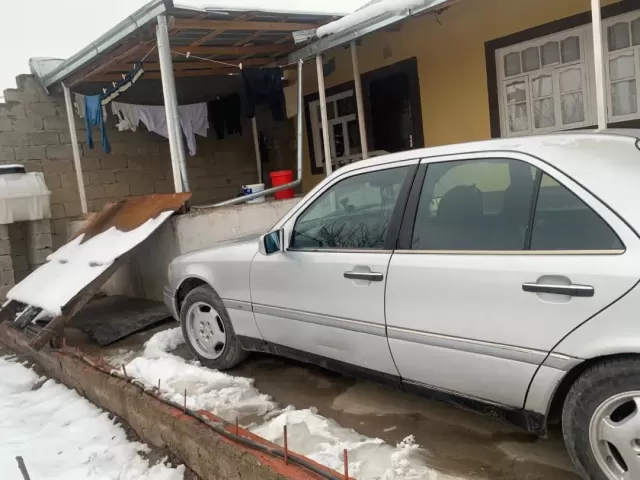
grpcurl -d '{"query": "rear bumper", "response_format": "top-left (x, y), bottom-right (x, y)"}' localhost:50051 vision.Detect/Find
top-left (163, 286), bottom-right (178, 321)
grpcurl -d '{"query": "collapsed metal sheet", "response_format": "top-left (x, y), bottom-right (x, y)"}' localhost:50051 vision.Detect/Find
top-left (6, 193), bottom-right (190, 316)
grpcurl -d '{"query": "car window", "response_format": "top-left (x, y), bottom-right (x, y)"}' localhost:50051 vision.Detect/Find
top-left (291, 166), bottom-right (409, 250)
top-left (530, 174), bottom-right (623, 250)
top-left (412, 159), bottom-right (536, 250)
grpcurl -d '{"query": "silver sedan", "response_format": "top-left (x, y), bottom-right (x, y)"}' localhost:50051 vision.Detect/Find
top-left (165, 131), bottom-right (640, 480)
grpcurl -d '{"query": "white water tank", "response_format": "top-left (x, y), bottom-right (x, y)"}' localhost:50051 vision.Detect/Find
top-left (0, 165), bottom-right (52, 225)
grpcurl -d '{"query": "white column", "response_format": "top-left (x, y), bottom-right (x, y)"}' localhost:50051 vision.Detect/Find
top-left (592, 0), bottom-right (607, 130)
top-left (157, 15), bottom-right (189, 192)
top-left (62, 83), bottom-right (88, 215)
top-left (316, 55), bottom-right (333, 176)
top-left (351, 41), bottom-right (369, 160)
top-left (251, 116), bottom-right (262, 183)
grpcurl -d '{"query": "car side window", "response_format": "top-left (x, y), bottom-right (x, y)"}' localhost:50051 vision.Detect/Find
top-left (412, 159), bottom-right (536, 250)
top-left (290, 166), bottom-right (410, 250)
top-left (530, 174), bottom-right (623, 250)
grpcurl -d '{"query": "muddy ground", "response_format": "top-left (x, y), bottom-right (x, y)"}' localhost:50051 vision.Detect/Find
top-left (65, 323), bottom-right (581, 480)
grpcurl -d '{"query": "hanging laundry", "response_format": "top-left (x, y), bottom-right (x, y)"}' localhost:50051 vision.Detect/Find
top-left (242, 67), bottom-right (286, 121)
top-left (111, 101), bottom-right (141, 132)
top-left (85, 95), bottom-right (111, 154)
top-left (208, 93), bottom-right (242, 140)
top-left (135, 103), bottom-right (208, 156)
top-left (74, 93), bottom-right (107, 121)
top-left (101, 64), bottom-right (145, 106)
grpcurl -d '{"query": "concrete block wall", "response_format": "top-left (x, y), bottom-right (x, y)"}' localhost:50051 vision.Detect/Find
top-left (0, 74), bottom-right (300, 250)
top-left (0, 225), bottom-right (14, 299)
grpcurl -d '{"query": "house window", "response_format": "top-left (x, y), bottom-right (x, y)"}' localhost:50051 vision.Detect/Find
top-left (498, 31), bottom-right (591, 136)
top-left (309, 90), bottom-right (362, 172)
top-left (496, 9), bottom-right (640, 137)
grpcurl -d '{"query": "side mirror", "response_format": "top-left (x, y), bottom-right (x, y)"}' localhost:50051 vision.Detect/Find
top-left (259, 229), bottom-right (284, 256)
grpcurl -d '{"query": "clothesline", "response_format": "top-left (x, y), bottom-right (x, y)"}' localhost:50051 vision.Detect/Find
top-left (169, 50), bottom-right (299, 70)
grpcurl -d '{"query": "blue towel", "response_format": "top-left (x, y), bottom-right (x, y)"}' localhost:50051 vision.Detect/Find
top-left (84, 95), bottom-right (111, 154)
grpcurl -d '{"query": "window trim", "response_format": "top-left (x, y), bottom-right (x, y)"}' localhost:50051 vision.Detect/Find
top-left (396, 152), bottom-right (626, 255)
top-left (485, 1), bottom-right (640, 138)
top-left (285, 161), bottom-right (419, 253)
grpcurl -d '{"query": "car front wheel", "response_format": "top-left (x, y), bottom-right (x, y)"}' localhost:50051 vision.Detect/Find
top-left (180, 285), bottom-right (248, 370)
top-left (563, 357), bottom-right (640, 480)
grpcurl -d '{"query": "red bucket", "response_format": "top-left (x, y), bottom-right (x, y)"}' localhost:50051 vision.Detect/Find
top-left (270, 170), bottom-right (294, 200)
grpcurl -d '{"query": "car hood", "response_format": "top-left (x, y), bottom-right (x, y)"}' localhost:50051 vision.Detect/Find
top-left (173, 231), bottom-right (263, 265)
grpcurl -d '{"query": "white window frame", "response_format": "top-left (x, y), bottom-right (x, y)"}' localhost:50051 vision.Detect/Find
top-left (496, 26), bottom-right (595, 137)
top-left (309, 90), bottom-right (360, 171)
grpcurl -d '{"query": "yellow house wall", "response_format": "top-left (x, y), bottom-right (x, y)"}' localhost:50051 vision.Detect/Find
top-left (301, 0), bottom-right (620, 191)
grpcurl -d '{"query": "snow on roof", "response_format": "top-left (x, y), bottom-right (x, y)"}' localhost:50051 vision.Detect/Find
top-left (174, 0), bottom-right (362, 16)
top-left (315, 0), bottom-right (446, 38)
top-left (7, 211), bottom-right (173, 315)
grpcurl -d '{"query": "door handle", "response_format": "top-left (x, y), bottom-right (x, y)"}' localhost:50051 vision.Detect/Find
top-left (522, 283), bottom-right (594, 297)
top-left (344, 271), bottom-right (384, 282)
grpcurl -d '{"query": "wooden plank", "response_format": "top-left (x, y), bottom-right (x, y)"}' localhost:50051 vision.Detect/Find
top-left (191, 12), bottom-right (254, 47)
top-left (173, 19), bottom-right (319, 32)
top-left (70, 41), bottom-right (150, 87)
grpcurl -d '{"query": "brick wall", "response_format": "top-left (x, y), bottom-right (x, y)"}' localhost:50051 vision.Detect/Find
top-left (0, 75), bottom-right (297, 249)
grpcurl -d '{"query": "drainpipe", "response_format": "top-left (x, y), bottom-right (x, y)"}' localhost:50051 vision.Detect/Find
top-left (316, 54), bottom-right (333, 176)
top-left (350, 41), bottom-right (369, 160)
top-left (251, 116), bottom-right (262, 183)
top-left (62, 83), bottom-right (88, 215)
top-left (591, 0), bottom-right (607, 130)
top-left (204, 59), bottom-right (305, 208)
top-left (156, 15), bottom-right (190, 192)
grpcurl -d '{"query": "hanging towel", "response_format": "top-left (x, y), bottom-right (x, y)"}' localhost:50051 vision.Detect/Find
top-left (242, 67), bottom-right (286, 121)
top-left (85, 95), bottom-right (110, 153)
top-left (112, 101), bottom-right (141, 132)
top-left (137, 103), bottom-right (208, 156)
top-left (208, 93), bottom-right (242, 140)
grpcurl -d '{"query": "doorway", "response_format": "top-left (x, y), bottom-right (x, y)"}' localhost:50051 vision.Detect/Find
top-left (363, 57), bottom-right (424, 154)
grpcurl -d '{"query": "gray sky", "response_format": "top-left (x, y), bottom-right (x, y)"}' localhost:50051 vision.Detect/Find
top-left (0, 0), bottom-right (367, 94)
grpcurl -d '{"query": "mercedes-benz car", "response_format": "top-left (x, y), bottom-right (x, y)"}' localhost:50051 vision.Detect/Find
top-left (165, 131), bottom-right (640, 480)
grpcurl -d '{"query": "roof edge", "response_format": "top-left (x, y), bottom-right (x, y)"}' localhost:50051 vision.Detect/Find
top-left (41, 0), bottom-right (168, 88)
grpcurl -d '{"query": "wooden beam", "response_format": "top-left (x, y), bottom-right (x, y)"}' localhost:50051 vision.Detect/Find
top-left (191, 12), bottom-right (254, 47)
top-left (171, 44), bottom-right (293, 55)
top-left (69, 41), bottom-right (148, 87)
top-left (173, 19), bottom-right (319, 32)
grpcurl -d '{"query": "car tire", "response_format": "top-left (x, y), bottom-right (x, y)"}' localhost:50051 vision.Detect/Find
top-left (180, 285), bottom-right (248, 370)
top-left (562, 356), bottom-right (640, 480)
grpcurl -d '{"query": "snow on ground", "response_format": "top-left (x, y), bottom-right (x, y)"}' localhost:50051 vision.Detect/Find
top-left (111, 328), bottom-right (465, 479)
top-left (0, 356), bottom-right (184, 480)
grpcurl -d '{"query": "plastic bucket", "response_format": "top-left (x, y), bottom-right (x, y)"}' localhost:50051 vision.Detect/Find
top-left (242, 183), bottom-right (265, 203)
top-left (270, 170), bottom-right (294, 200)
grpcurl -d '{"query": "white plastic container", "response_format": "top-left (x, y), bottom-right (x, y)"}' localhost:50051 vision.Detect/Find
top-left (243, 183), bottom-right (266, 204)
top-left (0, 165), bottom-right (52, 225)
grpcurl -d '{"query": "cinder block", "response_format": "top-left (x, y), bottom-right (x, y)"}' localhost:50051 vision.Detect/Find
top-left (0, 147), bottom-right (15, 163)
top-left (51, 219), bottom-right (68, 236)
top-left (21, 160), bottom-right (44, 173)
top-left (44, 174), bottom-right (62, 190)
top-left (51, 186), bottom-right (79, 204)
top-left (63, 202), bottom-right (82, 218)
top-left (27, 235), bottom-right (53, 252)
top-left (29, 131), bottom-right (61, 146)
top-left (0, 268), bottom-right (15, 286)
top-left (0, 239), bottom-right (10, 256)
top-left (27, 219), bottom-right (52, 235)
top-left (101, 156), bottom-right (127, 170)
top-left (154, 180), bottom-right (174, 194)
top-left (0, 102), bottom-right (26, 119)
top-left (0, 225), bottom-right (9, 241)
top-left (88, 170), bottom-right (116, 185)
top-left (0, 285), bottom-right (11, 300)
top-left (50, 203), bottom-right (65, 219)
top-left (0, 117), bottom-right (13, 132)
top-left (43, 115), bottom-right (72, 131)
top-left (59, 173), bottom-right (78, 188)
top-left (0, 131), bottom-right (29, 147)
top-left (104, 183), bottom-right (130, 198)
top-left (12, 117), bottom-right (44, 132)
top-left (13, 255), bottom-right (28, 273)
top-left (25, 102), bottom-right (57, 118)
top-left (45, 144), bottom-right (72, 160)
top-left (14, 146), bottom-right (47, 161)
top-left (0, 255), bottom-right (12, 271)
top-left (78, 157), bottom-right (101, 172)
top-left (27, 248), bottom-right (53, 266)
top-left (85, 185), bottom-right (106, 200)
top-left (129, 180), bottom-right (154, 196)
top-left (52, 233), bottom-right (66, 249)
top-left (42, 159), bottom-right (74, 175)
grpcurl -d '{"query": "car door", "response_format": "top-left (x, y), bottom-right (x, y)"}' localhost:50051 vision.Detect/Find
top-left (385, 152), bottom-right (640, 408)
top-left (250, 160), bottom-right (417, 379)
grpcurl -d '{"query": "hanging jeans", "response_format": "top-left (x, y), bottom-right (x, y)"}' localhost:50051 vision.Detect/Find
top-left (85, 95), bottom-right (111, 153)
top-left (242, 67), bottom-right (286, 121)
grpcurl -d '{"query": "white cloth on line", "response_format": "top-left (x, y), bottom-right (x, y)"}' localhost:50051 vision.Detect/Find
top-left (111, 101), bottom-right (140, 132)
top-left (135, 103), bottom-right (208, 156)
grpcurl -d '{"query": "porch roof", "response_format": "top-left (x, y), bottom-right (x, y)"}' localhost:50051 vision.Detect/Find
top-left (287, 0), bottom-right (457, 63)
top-left (34, 0), bottom-right (341, 93)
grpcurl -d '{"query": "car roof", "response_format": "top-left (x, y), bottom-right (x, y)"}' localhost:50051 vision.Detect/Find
top-left (333, 129), bottom-right (640, 234)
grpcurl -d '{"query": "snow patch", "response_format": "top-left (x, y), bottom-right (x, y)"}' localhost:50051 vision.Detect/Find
top-left (7, 211), bottom-right (173, 315)
top-left (115, 328), bottom-right (462, 479)
top-left (0, 356), bottom-right (184, 480)
top-left (316, 0), bottom-right (448, 38)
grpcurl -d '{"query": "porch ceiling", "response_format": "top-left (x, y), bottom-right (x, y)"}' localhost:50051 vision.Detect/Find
top-left (63, 7), bottom-right (337, 91)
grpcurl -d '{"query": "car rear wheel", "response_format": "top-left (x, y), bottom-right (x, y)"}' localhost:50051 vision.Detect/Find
top-left (180, 285), bottom-right (248, 370)
top-left (563, 357), bottom-right (640, 480)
